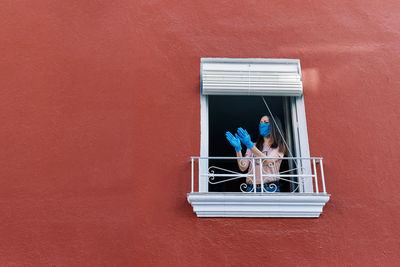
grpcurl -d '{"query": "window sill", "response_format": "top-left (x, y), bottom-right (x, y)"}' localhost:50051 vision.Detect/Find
top-left (187, 192), bottom-right (330, 218)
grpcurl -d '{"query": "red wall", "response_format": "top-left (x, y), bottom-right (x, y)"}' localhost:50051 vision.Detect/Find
top-left (1, 0), bottom-right (400, 266)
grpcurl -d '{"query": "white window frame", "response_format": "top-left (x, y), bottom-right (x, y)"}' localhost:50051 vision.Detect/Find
top-left (200, 94), bottom-right (313, 193)
top-left (188, 58), bottom-right (330, 218)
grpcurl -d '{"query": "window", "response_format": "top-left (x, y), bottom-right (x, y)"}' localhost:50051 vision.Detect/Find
top-left (188, 58), bottom-right (330, 217)
top-left (208, 95), bottom-right (293, 193)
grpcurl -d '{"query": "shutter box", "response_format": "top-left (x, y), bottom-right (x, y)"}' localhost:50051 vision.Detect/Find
top-left (201, 58), bottom-right (303, 96)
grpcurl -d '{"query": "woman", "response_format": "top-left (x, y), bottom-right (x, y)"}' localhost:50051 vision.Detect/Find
top-left (225, 115), bottom-right (287, 192)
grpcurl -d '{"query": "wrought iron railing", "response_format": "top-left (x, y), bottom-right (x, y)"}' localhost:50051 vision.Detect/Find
top-left (190, 157), bottom-right (327, 194)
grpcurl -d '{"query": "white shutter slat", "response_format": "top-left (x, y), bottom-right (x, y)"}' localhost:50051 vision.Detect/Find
top-left (201, 58), bottom-right (303, 96)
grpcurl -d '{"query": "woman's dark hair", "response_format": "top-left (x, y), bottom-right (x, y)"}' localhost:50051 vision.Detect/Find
top-left (255, 115), bottom-right (287, 155)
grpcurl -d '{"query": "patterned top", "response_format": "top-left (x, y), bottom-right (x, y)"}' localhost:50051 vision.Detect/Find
top-left (242, 143), bottom-right (284, 184)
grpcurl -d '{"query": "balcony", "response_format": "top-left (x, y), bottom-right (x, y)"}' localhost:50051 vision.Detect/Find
top-left (187, 157), bottom-right (330, 218)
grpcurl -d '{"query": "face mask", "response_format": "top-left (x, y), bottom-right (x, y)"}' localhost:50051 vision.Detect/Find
top-left (259, 123), bottom-right (271, 137)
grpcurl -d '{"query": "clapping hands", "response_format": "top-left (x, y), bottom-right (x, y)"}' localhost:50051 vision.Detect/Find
top-left (225, 127), bottom-right (255, 151)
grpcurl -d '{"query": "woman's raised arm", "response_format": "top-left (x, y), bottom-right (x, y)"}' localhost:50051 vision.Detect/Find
top-left (225, 131), bottom-right (249, 171)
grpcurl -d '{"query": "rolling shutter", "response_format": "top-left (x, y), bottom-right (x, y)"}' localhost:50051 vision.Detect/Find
top-left (201, 58), bottom-right (303, 96)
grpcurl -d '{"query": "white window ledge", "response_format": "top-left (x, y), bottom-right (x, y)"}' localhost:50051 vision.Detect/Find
top-left (187, 193), bottom-right (330, 218)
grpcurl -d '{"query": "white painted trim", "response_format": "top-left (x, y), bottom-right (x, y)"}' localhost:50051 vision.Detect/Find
top-left (295, 96), bottom-right (313, 192)
top-left (199, 95), bottom-right (209, 192)
top-left (187, 193), bottom-right (330, 217)
top-left (290, 97), bottom-right (303, 192)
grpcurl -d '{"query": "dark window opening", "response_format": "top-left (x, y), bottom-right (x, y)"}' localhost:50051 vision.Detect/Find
top-left (208, 95), bottom-right (295, 192)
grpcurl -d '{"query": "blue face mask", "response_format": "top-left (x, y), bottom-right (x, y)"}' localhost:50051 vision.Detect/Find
top-left (259, 123), bottom-right (271, 137)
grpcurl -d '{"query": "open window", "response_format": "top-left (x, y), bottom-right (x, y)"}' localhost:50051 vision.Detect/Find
top-left (188, 58), bottom-right (330, 217)
top-left (208, 95), bottom-right (297, 192)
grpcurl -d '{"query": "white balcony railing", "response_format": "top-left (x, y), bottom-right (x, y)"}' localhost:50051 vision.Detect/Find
top-left (187, 157), bottom-right (330, 217)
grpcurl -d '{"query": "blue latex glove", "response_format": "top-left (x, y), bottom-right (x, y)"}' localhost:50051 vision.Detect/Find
top-left (259, 123), bottom-right (271, 137)
top-left (225, 131), bottom-right (242, 152)
top-left (237, 127), bottom-right (255, 149)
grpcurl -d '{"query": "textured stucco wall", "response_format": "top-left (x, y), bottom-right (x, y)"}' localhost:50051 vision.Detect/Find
top-left (1, 0), bottom-right (400, 266)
